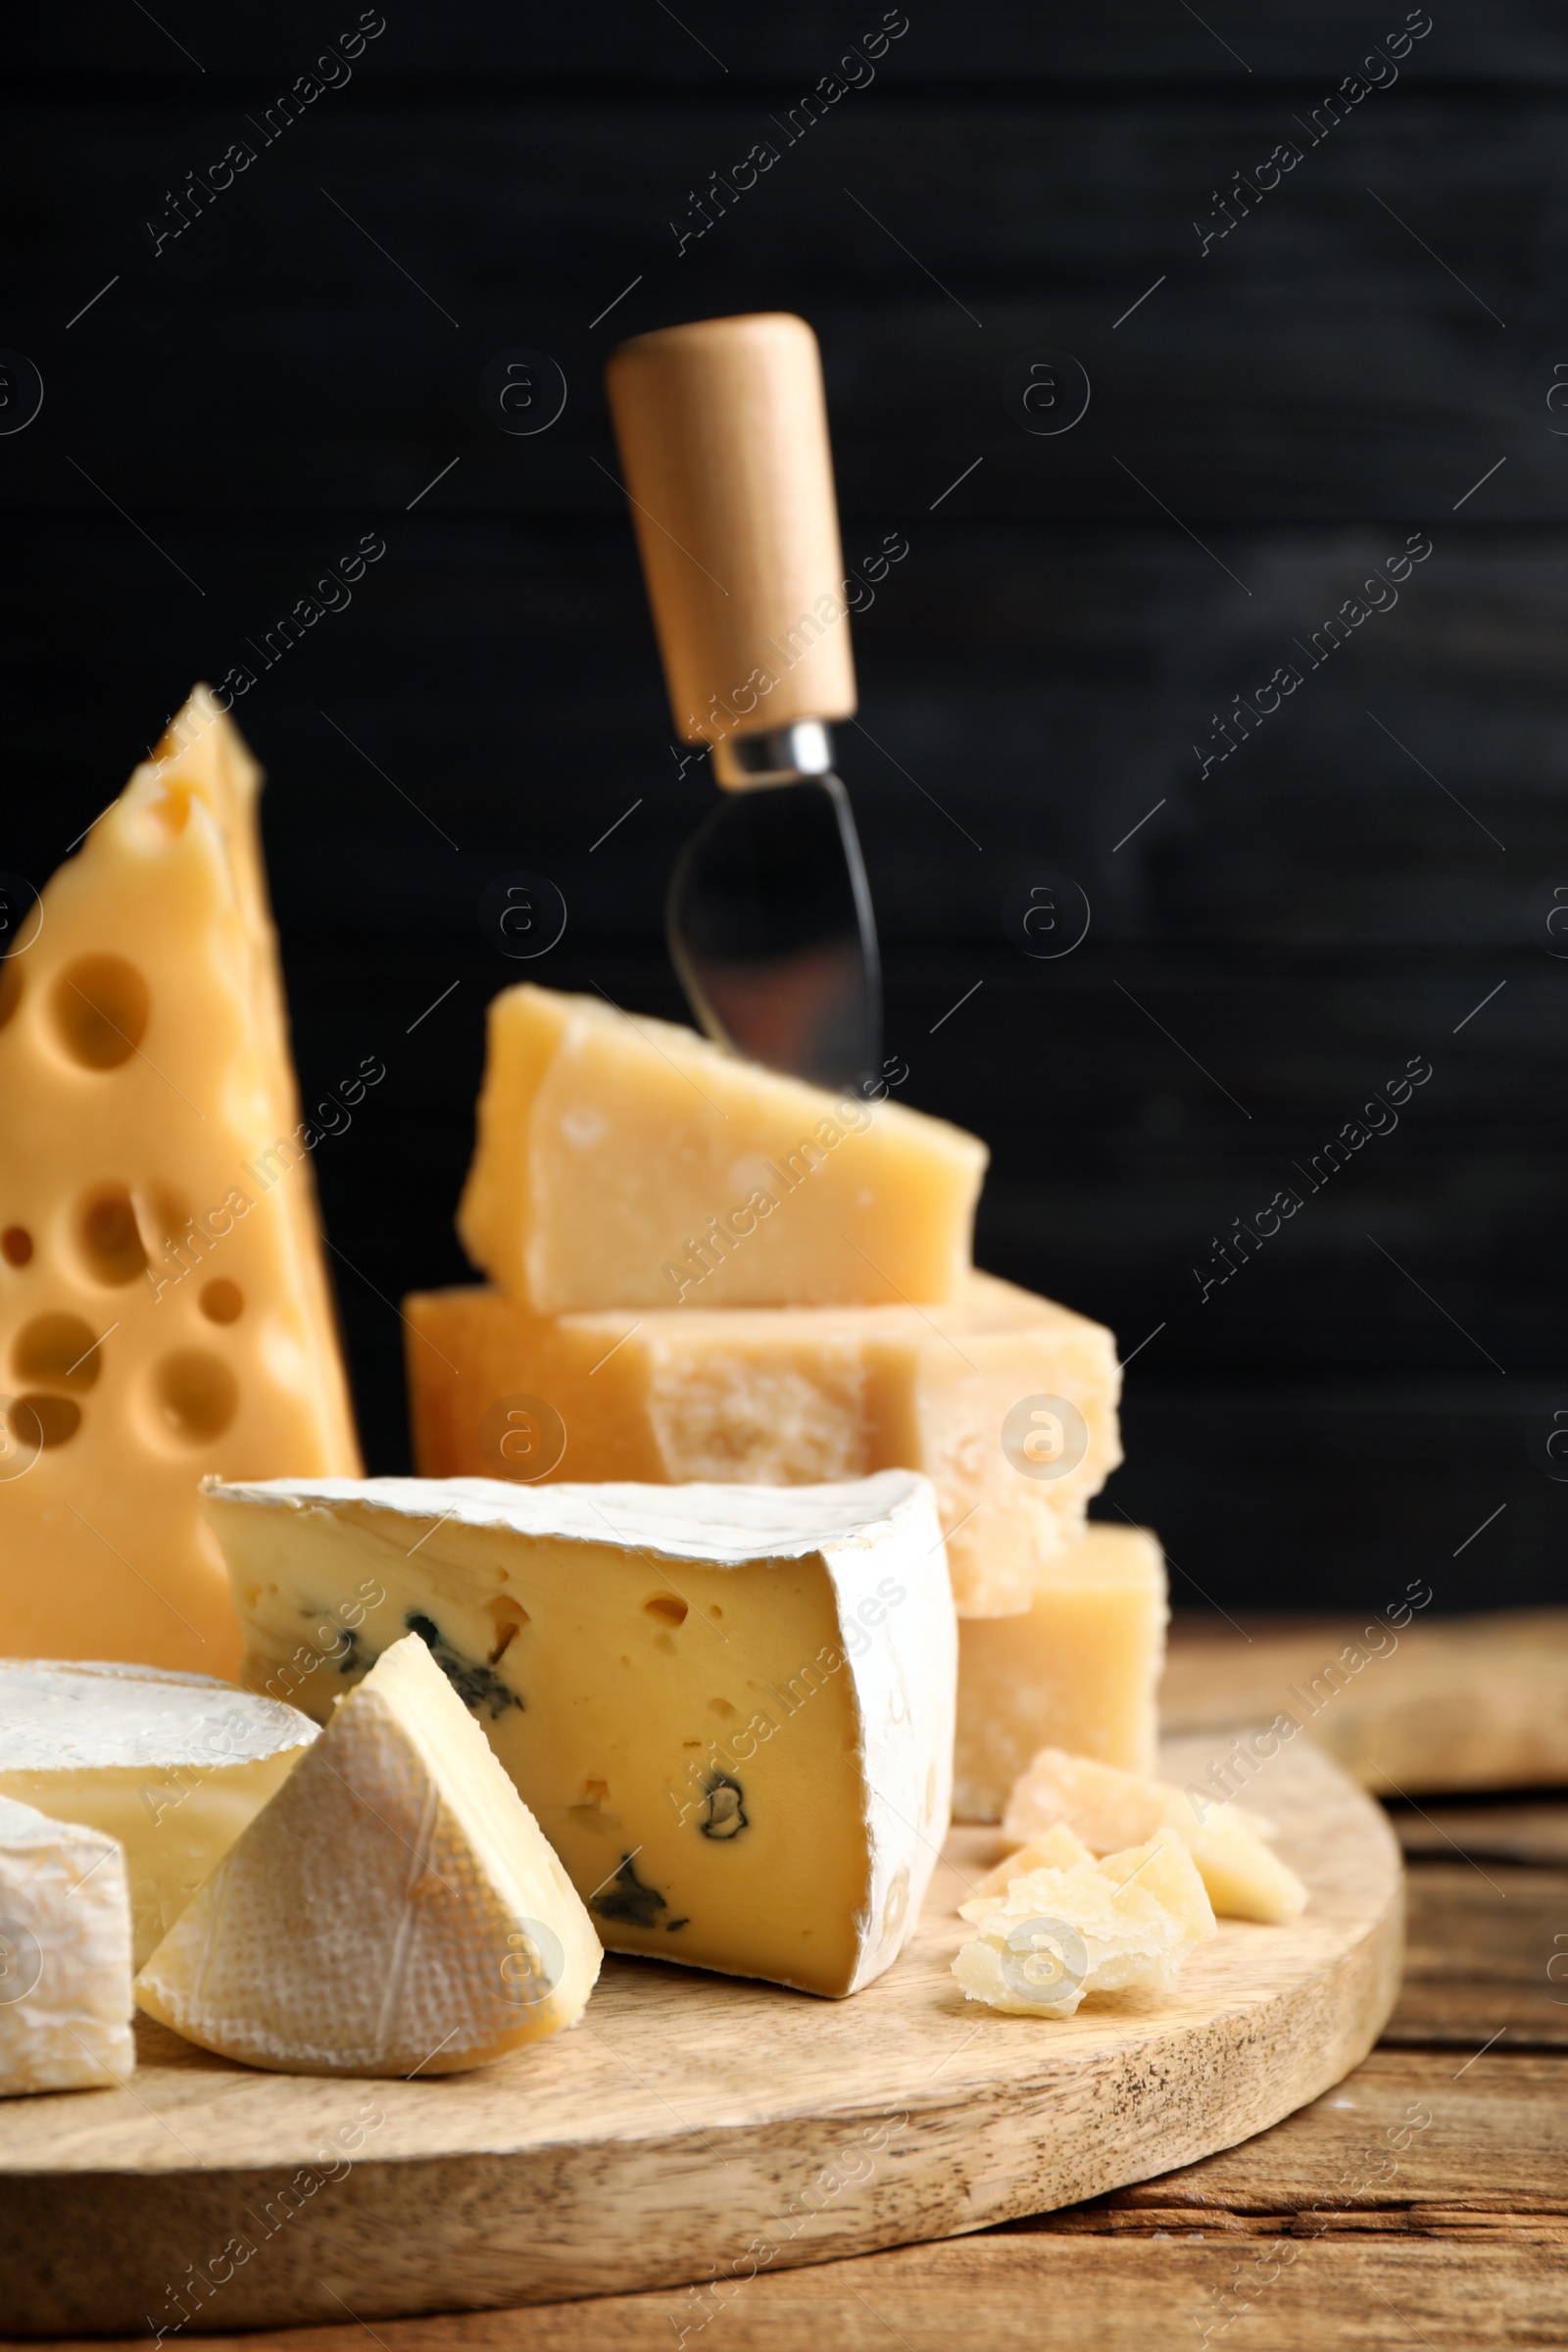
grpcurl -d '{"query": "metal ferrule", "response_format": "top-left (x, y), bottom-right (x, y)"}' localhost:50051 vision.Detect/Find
top-left (711, 719), bottom-right (835, 789)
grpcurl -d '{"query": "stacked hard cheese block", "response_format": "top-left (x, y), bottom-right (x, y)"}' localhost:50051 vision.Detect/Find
top-left (406, 984), bottom-right (1137, 1638)
top-left (405, 1272), bottom-right (1121, 1617)
top-left (0, 687), bottom-right (361, 1677)
top-left (211, 1468), bottom-right (955, 1997)
top-left (955, 1522), bottom-right (1169, 1815)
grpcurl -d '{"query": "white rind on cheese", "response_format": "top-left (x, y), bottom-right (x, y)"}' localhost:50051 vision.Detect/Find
top-left (0, 1659), bottom-right (318, 1965)
top-left (0, 1793), bottom-right (135, 2092)
top-left (208, 1466), bottom-right (933, 1563)
top-left (135, 1634), bottom-right (602, 2077)
top-left (206, 1471), bottom-right (956, 1998)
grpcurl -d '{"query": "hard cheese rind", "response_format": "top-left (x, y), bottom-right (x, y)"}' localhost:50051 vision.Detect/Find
top-left (136, 1634), bottom-right (602, 2075)
top-left (456, 984), bottom-right (988, 1312)
top-left (0, 686), bottom-right (361, 1677)
top-left (403, 1272), bottom-right (1122, 1616)
top-left (208, 1470), bottom-right (956, 1997)
top-left (0, 1658), bottom-right (318, 1965)
top-left (0, 1792), bottom-right (134, 2091)
top-left (955, 1523), bottom-right (1167, 1810)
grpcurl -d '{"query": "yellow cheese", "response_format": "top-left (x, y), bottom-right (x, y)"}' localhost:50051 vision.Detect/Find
top-left (972, 1822), bottom-right (1096, 1896)
top-left (136, 1633), bottom-right (602, 2075)
top-left (954, 1523), bottom-right (1167, 1812)
top-left (953, 1825), bottom-right (1215, 2018)
top-left (0, 1658), bottom-right (319, 1964)
top-left (403, 1272), bottom-right (1121, 1617)
top-left (0, 1793), bottom-right (135, 2091)
top-left (207, 1469), bottom-right (956, 1997)
top-left (456, 983), bottom-right (987, 1311)
top-left (0, 687), bottom-right (361, 1675)
top-left (1001, 1747), bottom-right (1308, 1925)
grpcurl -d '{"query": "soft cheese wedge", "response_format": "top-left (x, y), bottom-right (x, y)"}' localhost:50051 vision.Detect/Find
top-left (403, 1273), bottom-right (1122, 1616)
top-left (207, 1469), bottom-right (956, 1996)
top-left (456, 983), bottom-right (988, 1311)
top-left (1002, 1747), bottom-right (1308, 1925)
top-left (954, 1826), bottom-right (1216, 2018)
top-left (0, 685), bottom-right (361, 1677)
top-left (136, 1633), bottom-right (601, 2075)
top-left (0, 1793), bottom-right (135, 2091)
top-left (0, 1658), bottom-right (319, 1964)
top-left (955, 1523), bottom-right (1167, 1810)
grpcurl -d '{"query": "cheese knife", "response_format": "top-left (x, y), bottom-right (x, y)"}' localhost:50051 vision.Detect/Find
top-left (605, 312), bottom-right (881, 1092)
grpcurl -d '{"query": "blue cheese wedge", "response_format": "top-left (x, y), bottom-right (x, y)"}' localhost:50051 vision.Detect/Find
top-left (0, 1794), bottom-right (135, 2092)
top-left (204, 1470), bottom-right (956, 1998)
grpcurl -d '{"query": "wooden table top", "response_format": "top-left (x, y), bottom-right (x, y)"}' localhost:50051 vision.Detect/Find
top-left (9, 1784), bottom-right (1564, 2352)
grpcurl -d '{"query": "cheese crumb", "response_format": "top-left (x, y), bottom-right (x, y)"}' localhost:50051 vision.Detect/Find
top-left (1002, 1747), bottom-right (1307, 1925)
top-left (953, 1826), bottom-right (1215, 2017)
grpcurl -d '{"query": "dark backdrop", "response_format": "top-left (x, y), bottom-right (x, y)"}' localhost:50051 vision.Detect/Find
top-left (6, 3), bottom-right (1566, 1616)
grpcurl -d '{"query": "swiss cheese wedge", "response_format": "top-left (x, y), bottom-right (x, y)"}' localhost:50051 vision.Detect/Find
top-left (135, 1632), bottom-right (602, 2076)
top-left (403, 1273), bottom-right (1122, 1616)
top-left (456, 983), bottom-right (987, 1311)
top-left (0, 688), bottom-right (361, 1674)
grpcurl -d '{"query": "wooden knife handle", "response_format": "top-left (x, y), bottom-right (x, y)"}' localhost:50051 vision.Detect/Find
top-left (606, 312), bottom-right (858, 760)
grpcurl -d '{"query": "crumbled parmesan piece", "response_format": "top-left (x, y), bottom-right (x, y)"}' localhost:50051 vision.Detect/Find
top-left (973, 1821), bottom-right (1096, 1898)
top-left (953, 1827), bottom-right (1215, 2018)
top-left (1001, 1747), bottom-right (1307, 1925)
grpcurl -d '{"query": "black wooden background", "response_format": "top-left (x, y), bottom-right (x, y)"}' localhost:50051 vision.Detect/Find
top-left (6, 2), bottom-right (1567, 1615)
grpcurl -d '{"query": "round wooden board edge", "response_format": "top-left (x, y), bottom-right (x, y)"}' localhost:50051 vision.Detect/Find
top-left (0, 1732), bottom-right (1404, 2335)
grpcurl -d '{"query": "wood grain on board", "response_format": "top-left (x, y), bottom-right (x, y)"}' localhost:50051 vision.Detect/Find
top-left (0, 1735), bottom-right (1399, 2336)
top-left (1160, 1609), bottom-right (1568, 1795)
top-left (10, 2051), bottom-right (1563, 2350)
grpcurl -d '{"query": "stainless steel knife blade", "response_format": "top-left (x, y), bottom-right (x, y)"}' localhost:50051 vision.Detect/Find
top-left (667, 726), bottom-right (880, 1092)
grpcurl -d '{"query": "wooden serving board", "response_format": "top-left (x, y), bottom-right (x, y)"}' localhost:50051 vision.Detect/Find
top-left (1162, 1608), bottom-right (1568, 1796)
top-left (0, 1735), bottom-right (1401, 2339)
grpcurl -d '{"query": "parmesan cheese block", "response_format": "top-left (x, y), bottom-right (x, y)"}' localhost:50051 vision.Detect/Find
top-left (0, 1658), bottom-right (318, 1964)
top-left (953, 1826), bottom-right (1216, 2018)
top-left (207, 1470), bottom-right (956, 1997)
top-left (0, 1793), bottom-right (135, 2091)
top-left (955, 1523), bottom-right (1167, 1811)
top-left (403, 1273), bottom-right (1122, 1617)
top-left (456, 983), bottom-right (987, 1311)
top-left (1002, 1747), bottom-right (1308, 1925)
top-left (135, 1633), bottom-right (602, 2076)
top-left (0, 685), bottom-right (361, 1678)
